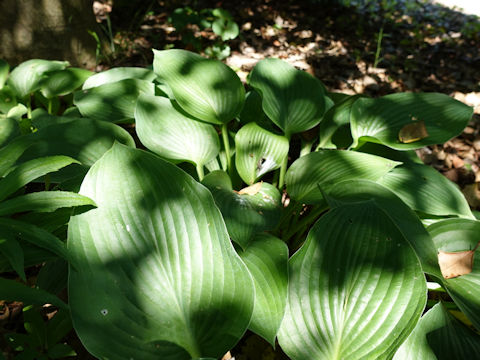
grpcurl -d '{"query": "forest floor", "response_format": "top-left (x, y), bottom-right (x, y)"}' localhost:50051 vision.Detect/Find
top-left (98, 0), bottom-right (480, 214)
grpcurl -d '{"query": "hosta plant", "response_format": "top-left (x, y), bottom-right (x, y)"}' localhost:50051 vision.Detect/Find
top-left (1, 49), bottom-right (480, 359)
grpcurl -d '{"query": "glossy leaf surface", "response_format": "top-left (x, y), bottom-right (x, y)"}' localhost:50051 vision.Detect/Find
top-left (351, 93), bottom-right (473, 149)
top-left (379, 163), bottom-right (474, 218)
top-left (248, 58), bottom-right (326, 137)
top-left (235, 122), bottom-right (289, 184)
top-left (428, 219), bottom-right (480, 329)
top-left (8, 59), bottom-right (69, 98)
top-left (135, 94), bottom-right (219, 167)
top-left (238, 234), bottom-right (288, 345)
top-left (394, 302), bottom-right (480, 359)
top-left (153, 49), bottom-right (244, 124)
top-left (278, 202), bottom-right (427, 360)
top-left (74, 79), bottom-right (155, 123)
top-left (203, 171), bottom-right (282, 249)
top-left (68, 144), bottom-right (254, 360)
top-left (82, 67), bottom-right (156, 89)
top-left (285, 150), bottom-right (399, 204)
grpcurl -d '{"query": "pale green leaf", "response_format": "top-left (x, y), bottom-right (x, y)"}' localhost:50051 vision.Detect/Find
top-left (285, 150), bottom-right (400, 204)
top-left (427, 219), bottom-right (480, 329)
top-left (351, 93), bottom-right (473, 150)
top-left (7, 59), bottom-right (69, 98)
top-left (74, 79), bottom-right (155, 123)
top-left (82, 67), bottom-right (156, 90)
top-left (394, 302), bottom-right (480, 359)
top-left (235, 122), bottom-right (289, 184)
top-left (68, 143), bottom-right (254, 359)
top-left (379, 163), bottom-right (474, 219)
top-left (278, 202), bottom-right (427, 360)
top-left (40, 68), bottom-right (93, 98)
top-left (238, 234), bottom-right (288, 345)
top-left (0, 155), bottom-right (79, 202)
top-left (135, 94), bottom-right (219, 167)
top-left (326, 179), bottom-right (441, 278)
top-left (248, 58), bottom-right (327, 137)
top-left (0, 191), bottom-right (95, 216)
top-left (153, 49), bottom-right (244, 124)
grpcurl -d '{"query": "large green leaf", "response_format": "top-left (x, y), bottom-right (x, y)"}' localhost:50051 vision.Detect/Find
top-left (153, 49), bottom-right (244, 124)
top-left (427, 219), bottom-right (480, 329)
top-left (379, 163), bottom-right (474, 219)
top-left (82, 67), bottom-right (156, 89)
top-left (278, 202), bottom-right (427, 360)
top-left (394, 302), bottom-right (480, 359)
top-left (68, 143), bottom-right (254, 359)
top-left (248, 58), bottom-right (327, 137)
top-left (202, 171), bottom-right (282, 250)
top-left (0, 155), bottom-right (79, 202)
top-left (135, 94), bottom-right (219, 167)
top-left (238, 234), bottom-right (288, 346)
top-left (73, 79), bottom-right (155, 123)
top-left (0, 278), bottom-right (67, 309)
top-left (0, 191), bottom-right (95, 216)
top-left (0, 117), bottom-right (20, 147)
top-left (235, 122), bottom-right (289, 185)
top-left (285, 150), bottom-right (400, 204)
top-left (7, 59), bottom-right (69, 98)
top-left (350, 93), bottom-right (473, 150)
top-left (0, 86), bottom-right (18, 114)
top-left (40, 68), bottom-right (93, 98)
top-left (326, 179), bottom-right (441, 277)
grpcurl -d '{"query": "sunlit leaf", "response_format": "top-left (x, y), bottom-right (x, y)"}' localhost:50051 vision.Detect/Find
top-left (7, 59), bottom-right (69, 98)
top-left (74, 79), bottom-right (155, 123)
top-left (40, 68), bottom-right (93, 98)
top-left (135, 94), bottom-right (219, 167)
top-left (278, 202), bottom-right (427, 360)
top-left (235, 122), bottom-right (289, 185)
top-left (238, 234), bottom-right (288, 345)
top-left (248, 58), bottom-right (327, 137)
top-left (203, 171), bottom-right (282, 250)
top-left (351, 93), bottom-right (473, 149)
top-left (285, 150), bottom-right (399, 204)
top-left (378, 163), bottom-right (474, 219)
top-left (427, 219), bottom-right (480, 329)
top-left (82, 67), bottom-right (156, 89)
top-left (68, 143), bottom-right (254, 359)
top-left (153, 49), bottom-right (244, 124)
top-left (394, 302), bottom-right (480, 359)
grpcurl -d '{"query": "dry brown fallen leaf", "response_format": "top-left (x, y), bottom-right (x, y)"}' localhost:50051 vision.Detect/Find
top-left (438, 241), bottom-right (480, 279)
top-left (237, 182), bottom-right (263, 195)
top-left (399, 120), bottom-right (429, 143)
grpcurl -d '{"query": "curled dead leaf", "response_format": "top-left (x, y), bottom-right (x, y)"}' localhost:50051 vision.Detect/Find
top-left (237, 182), bottom-right (263, 195)
top-left (438, 241), bottom-right (479, 279)
top-left (398, 120), bottom-right (429, 143)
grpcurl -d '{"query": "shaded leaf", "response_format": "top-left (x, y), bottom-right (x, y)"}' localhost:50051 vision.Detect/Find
top-left (74, 79), bottom-right (155, 123)
top-left (248, 58), bottom-right (327, 137)
top-left (351, 93), bottom-right (473, 150)
top-left (278, 202), bottom-right (427, 360)
top-left (238, 234), bottom-right (288, 346)
top-left (0, 59), bottom-right (8, 89)
top-left (82, 67), bottom-right (156, 89)
top-left (285, 150), bottom-right (399, 204)
top-left (235, 122), bottom-right (289, 184)
top-left (68, 143), bottom-right (254, 359)
top-left (40, 68), bottom-right (93, 98)
top-left (153, 49), bottom-right (244, 124)
top-left (135, 94), bottom-right (219, 167)
top-left (394, 302), bottom-right (480, 359)
top-left (0, 278), bottom-right (67, 309)
top-left (0, 231), bottom-right (26, 281)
